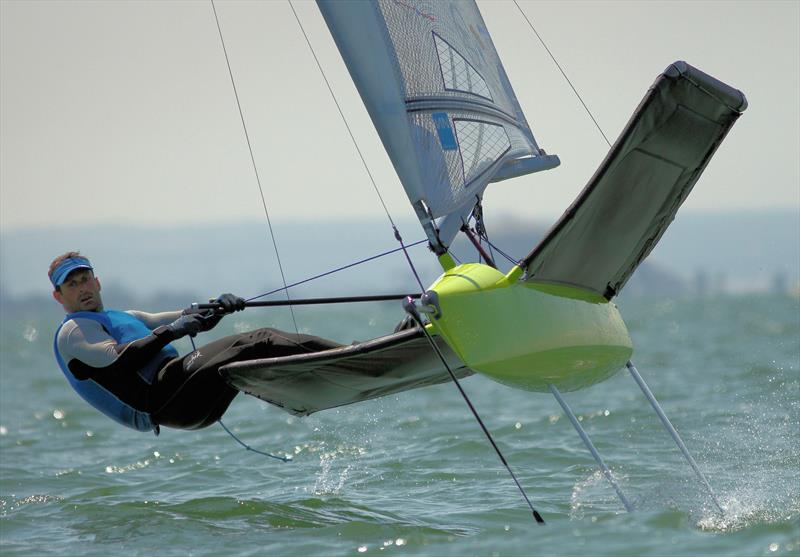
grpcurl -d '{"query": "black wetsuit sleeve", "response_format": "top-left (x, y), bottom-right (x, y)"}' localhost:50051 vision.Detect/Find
top-left (67, 326), bottom-right (178, 380)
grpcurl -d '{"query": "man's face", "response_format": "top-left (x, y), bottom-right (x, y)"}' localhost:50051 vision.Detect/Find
top-left (53, 269), bottom-right (103, 313)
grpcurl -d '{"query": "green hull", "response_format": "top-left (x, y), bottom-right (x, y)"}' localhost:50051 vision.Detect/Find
top-left (427, 263), bottom-right (633, 392)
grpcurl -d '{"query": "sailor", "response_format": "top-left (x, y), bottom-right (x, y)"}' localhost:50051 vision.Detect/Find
top-left (50, 251), bottom-right (339, 434)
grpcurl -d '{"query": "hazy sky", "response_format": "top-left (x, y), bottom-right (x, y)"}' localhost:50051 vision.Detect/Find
top-left (1, 0), bottom-right (798, 232)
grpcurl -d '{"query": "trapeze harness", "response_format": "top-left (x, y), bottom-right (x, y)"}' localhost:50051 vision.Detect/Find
top-left (54, 310), bottom-right (178, 433)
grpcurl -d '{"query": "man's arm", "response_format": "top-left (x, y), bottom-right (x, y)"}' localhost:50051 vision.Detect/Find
top-left (126, 310), bottom-right (182, 330)
top-left (58, 319), bottom-right (119, 368)
top-left (127, 293), bottom-right (245, 331)
top-left (58, 317), bottom-right (191, 380)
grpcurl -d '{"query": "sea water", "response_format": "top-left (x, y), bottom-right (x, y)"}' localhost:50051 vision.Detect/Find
top-left (1, 294), bottom-right (798, 556)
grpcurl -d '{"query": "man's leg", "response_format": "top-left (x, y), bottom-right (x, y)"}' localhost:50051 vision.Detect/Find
top-left (150, 328), bottom-right (340, 429)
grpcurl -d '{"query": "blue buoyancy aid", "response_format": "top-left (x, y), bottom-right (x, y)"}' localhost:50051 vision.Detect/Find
top-left (53, 310), bottom-right (179, 433)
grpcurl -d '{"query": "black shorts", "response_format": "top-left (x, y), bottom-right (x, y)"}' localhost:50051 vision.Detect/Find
top-left (150, 328), bottom-right (340, 430)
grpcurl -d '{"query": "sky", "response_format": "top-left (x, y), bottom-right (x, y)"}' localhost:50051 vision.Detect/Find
top-left (1, 0), bottom-right (798, 233)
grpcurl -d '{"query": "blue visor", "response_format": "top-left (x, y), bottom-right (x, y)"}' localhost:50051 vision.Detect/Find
top-left (51, 257), bottom-right (93, 288)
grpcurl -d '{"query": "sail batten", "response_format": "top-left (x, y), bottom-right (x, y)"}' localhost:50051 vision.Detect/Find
top-left (406, 97), bottom-right (525, 128)
top-left (318, 0), bottom-right (557, 252)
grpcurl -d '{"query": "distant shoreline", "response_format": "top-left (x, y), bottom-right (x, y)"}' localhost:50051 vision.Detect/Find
top-left (2, 209), bottom-right (797, 301)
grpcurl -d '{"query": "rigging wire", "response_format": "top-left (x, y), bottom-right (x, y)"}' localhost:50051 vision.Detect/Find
top-left (210, 0), bottom-right (299, 334)
top-left (287, 3), bottom-right (541, 518)
top-left (287, 1), bottom-right (426, 293)
top-left (245, 239), bottom-right (427, 302)
top-left (479, 236), bottom-right (521, 267)
top-left (512, 0), bottom-right (612, 148)
top-left (287, 0), bottom-right (396, 227)
top-left (403, 301), bottom-right (545, 524)
top-left (469, 201), bottom-right (520, 268)
top-left (471, 199), bottom-right (498, 267)
top-left (289, 2), bottom-right (536, 515)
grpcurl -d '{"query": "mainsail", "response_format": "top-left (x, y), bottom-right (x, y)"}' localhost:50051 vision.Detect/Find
top-left (318, 0), bottom-right (559, 253)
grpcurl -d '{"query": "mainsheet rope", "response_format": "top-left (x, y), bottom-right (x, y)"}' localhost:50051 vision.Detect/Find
top-left (211, 0), bottom-right (299, 335)
top-left (218, 421), bottom-right (292, 462)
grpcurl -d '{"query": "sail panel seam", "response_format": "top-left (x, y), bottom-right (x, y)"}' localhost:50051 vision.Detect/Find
top-left (406, 97), bottom-right (520, 128)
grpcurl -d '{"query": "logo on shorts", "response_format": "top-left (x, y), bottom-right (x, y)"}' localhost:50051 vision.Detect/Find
top-left (184, 350), bottom-right (202, 370)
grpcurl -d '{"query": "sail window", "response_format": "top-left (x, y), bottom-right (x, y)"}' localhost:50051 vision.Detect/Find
top-left (433, 32), bottom-right (492, 100)
top-left (454, 119), bottom-right (510, 184)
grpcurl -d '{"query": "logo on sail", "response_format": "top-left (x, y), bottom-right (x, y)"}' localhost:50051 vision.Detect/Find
top-left (431, 112), bottom-right (458, 151)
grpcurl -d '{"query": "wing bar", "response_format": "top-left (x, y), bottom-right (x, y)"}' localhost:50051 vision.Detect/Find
top-left (522, 61), bottom-right (747, 299)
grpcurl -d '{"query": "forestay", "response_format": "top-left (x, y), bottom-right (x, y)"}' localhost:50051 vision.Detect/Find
top-left (318, 0), bottom-right (559, 253)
